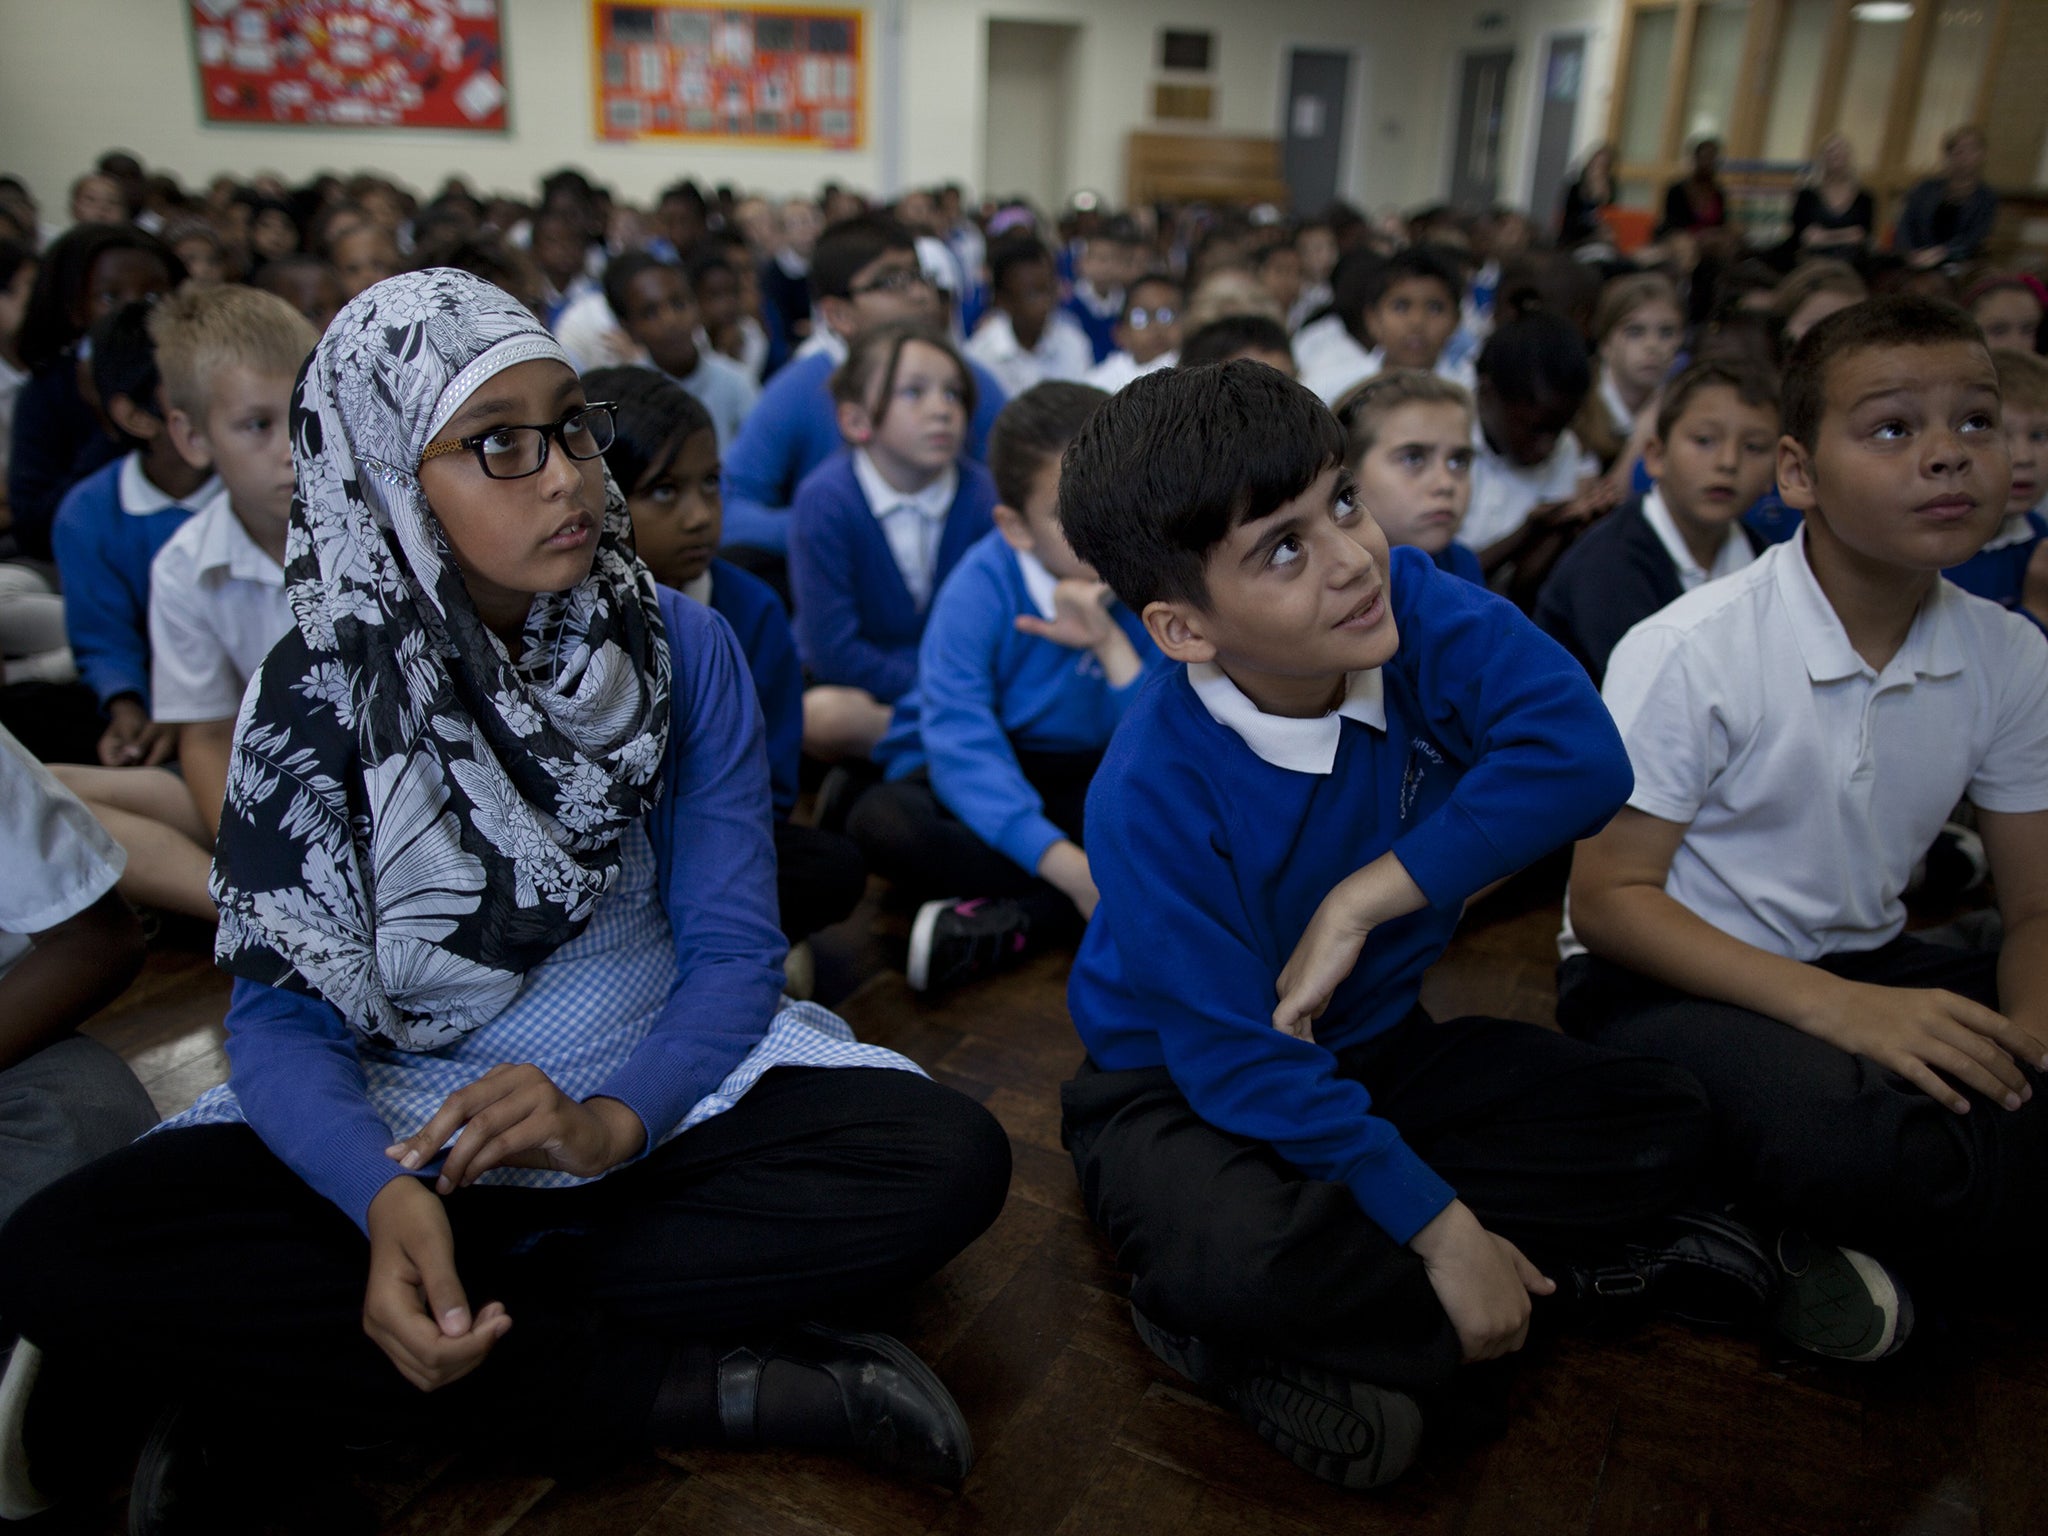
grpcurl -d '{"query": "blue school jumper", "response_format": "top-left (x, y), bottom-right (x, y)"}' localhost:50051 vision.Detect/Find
top-left (1432, 540), bottom-right (1484, 585)
top-left (788, 453), bottom-right (997, 704)
top-left (874, 529), bottom-right (1164, 875)
top-left (1945, 511), bottom-right (2048, 634)
top-left (1063, 284), bottom-right (1122, 364)
top-left (701, 558), bottom-right (805, 818)
top-left (719, 349), bottom-right (1008, 555)
top-left (1068, 547), bottom-right (1632, 1242)
top-left (50, 455), bottom-right (214, 710)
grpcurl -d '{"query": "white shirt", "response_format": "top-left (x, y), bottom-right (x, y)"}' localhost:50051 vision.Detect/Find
top-left (120, 453), bottom-right (221, 517)
top-left (1459, 422), bottom-right (1596, 552)
top-left (1084, 349), bottom-right (1176, 394)
top-left (1292, 315), bottom-right (1368, 391)
top-left (0, 353), bottom-right (25, 486)
top-left (963, 309), bottom-right (1095, 398)
top-left (1639, 486), bottom-right (1755, 592)
top-left (852, 449), bottom-right (957, 611)
top-left (1598, 368), bottom-right (1636, 436)
top-left (1014, 546), bottom-right (1061, 621)
top-left (1188, 661), bottom-right (1386, 775)
top-left (796, 326), bottom-right (848, 365)
top-left (1304, 344), bottom-right (1477, 409)
top-left (0, 721), bottom-right (124, 976)
top-left (1559, 531), bottom-right (2048, 963)
top-left (147, 486), bottom-right (294, 724)
top-left (677, 346), bottom-right (761, 452)
top-left (550, 288), bottom-right (637, 376)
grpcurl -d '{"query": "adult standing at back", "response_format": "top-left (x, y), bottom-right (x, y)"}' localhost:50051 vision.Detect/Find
top-left (1790, 135), bottom-right (1875, 264)
top-left (1897, 126), bottom-right (1998, 271)
top-left (1659, 139), bottom-right (1729, 239)
top-left (1559, 144), bottom-right (1616, 248)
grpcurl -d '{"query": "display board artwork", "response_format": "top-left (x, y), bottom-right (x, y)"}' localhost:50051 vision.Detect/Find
top-left (591, 3), bottom-right (863, 149)
top-left (188, 0), bottom-right (509, 131)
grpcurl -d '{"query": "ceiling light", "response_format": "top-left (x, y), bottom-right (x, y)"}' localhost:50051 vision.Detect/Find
top-left (1851, 2), bottom-right (1914, 21)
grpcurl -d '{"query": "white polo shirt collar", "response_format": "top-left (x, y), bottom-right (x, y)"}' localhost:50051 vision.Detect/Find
top-left (680, 570), bottom-right (714, 606)
top-left (1599, 369), bottom-right (1634, 435)
top-left (119, 454), bottom-right (221, 518)
top-left (188, 485), bottom-right (285, 588)
top-left (1189, 661), bottom-right (1386, 775)
top-left (1775, 526), bottom-right (1965, 686)
top-left (1641, 486), bottom-right (1754, 591)
top-left (1978, 510), bottom-right (2041, 552)
top-left (1013, 546), bottom-right (1060, 621)
top-left (853, 449), bottom-right (955, 525)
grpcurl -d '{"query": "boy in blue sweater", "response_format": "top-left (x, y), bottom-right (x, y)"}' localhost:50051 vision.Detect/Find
top-left (1944, 347), bottom-right (2048, 632)
top-left (850, 381), bottom-right (1161, 992)
top-left (789, 322), bottom-right (998, 760)
top-left (720, 216), bottom-right (1008, 574)
top-left (51, 302), bottom-right (221, 769)
top-left (1057, 361), bottom-right (1719, 1490)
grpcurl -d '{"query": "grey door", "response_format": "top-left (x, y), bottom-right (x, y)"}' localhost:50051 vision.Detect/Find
top-left (1530, 34), bottom-right (1587, 231)
top-left (1449, 49), bottom-right (1514, 213)
top-left (1282, 48), bottom-right (1351, 217)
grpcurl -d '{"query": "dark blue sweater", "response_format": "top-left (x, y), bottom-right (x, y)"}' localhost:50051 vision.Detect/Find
top-left (875, 529), bottom-right (1163, 873)
top-left (788, 453), bottom-right (997, 703)
top-left (50, 456), bottom-right (207, 709)
top-left (703, 558), bottom-right (804, 817)
top-left (1069, 547), bottom-right (1632, 1243)
top-left (1946, 510), bottom-right (2048, 636)
top-left (719, 347), bottom-right (1008, 554)
top-left (10, 360), bottom-right (123, 561)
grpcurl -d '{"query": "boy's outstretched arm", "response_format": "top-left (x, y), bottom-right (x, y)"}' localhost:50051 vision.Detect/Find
top-left (1570, 807), bottom-right (2047, 1114)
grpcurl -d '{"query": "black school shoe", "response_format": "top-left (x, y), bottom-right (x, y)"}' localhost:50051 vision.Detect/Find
top-left (710, 1323), bottom-right (974, 1484)
top-left (1129, 1305), bottom-right (1424, 1492)
top-left (1552, 1207), bottom-right (1776, 1330)
top-left (906, 898), bottom-right (1031, 994)
top-left (127, 1402), bottom-right (377, 1536)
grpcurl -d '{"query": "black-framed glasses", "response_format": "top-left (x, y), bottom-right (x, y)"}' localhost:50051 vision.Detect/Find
top-left (418, 402), bottom-right (617, 480)
top-left (849, 265), bottom-right (933, 297)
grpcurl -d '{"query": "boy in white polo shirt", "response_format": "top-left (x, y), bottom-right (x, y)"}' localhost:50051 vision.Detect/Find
top-left (54, 286), bottom-right (316, 922)
top-left (1561, 296), bottom-right (2048, 1362)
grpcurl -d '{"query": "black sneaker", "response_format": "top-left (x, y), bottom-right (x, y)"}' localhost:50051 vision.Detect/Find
top-left (906, 898), bottom-right (1030, 993)
top-left (1771, 1229), bottom-right (1913, 1362)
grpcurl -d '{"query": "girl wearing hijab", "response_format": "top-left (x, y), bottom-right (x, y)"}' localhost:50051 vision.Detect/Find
top-left (0, 270), bottom-right (1009, 1527)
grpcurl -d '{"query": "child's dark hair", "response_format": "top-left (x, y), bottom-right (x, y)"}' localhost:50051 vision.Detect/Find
top-left (1179, 313), bottom-right (1292, 370)
top-left (1123, 272), bottom-right (1181, 314)
top-left (1325, 249), bottom-right (1387, 337)
top-left (581, 364), bottom-right (714, 494)
top-left (603, 251), bottom-right (687, 322)
top-left (1368, 245), bottom-right (1465, 309)
top-left (18, 224), bottom-right (183, 372)
top-left (0, 237), bottom-right (32, 299)
top-left (1654, 358), bottom-right (1781, 441)
top-left (989, 234), bottom-right (1054, 296)
top-left (1477, 311), bottom-right (1592, 407)
top-left (829, 319), bottom-right (975, 421)
top-left (249, 253), bottom-right (335, 293)
top-left (1782, 294), bottom-right (1987, 452)
top-left (987, 381), bottom-right (1107, 509)
top-left (809, 215), bottom-right (917, 302)
top-left (408, 234), bottom-right (540, 312)
top-left (89, 301), bottom-right (162, 438)
top-left (1060, 359), bottom-right (1344, 610)
top-left (683, 241), bottom-right (738, 294)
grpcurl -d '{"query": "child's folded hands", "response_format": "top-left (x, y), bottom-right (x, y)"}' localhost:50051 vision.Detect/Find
top-left (384, 1063), bottom-right (649, 1194)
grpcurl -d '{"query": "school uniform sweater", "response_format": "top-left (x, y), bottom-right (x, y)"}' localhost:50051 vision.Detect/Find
top-left (788, 453), bottom-right (997, 703)
top-left (1069, 547), bottom-right (1632, 1242)
top-left (50, 454), bottom-right (219, 710)
top-left (874, 529), bottom-right (1163, 875)
top-left (1431, 540), bottom-right (1484, 585)
top-left (9, 360), bottom-right (122, 562)
top-left (691, 558), bottom-right (804, 818)
top-left (1945, 510), bottom-right (2047, 634)
top-left (719, 347), bottom-right (1008, 554)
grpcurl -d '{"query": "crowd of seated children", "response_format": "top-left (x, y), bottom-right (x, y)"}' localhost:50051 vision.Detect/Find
top-left (1573, 272), bottom-right (1683, 479)
top-left (1336, 369), bottom-right (1483, 584)
top-left (249, 253), bottom-right (347, 337)
top-left (686, 241), bottom-right (771, 383)
top-left (597, 252), bottom-right (759, 450)
top-left (965, 234), bottom-right (1095, 397)
top-left (846, 381), bottom-right (1160, 993)
top-left (0, 271), bottom-right (1010, 1528)
top-left (53, 285), bottom-right (316, 921)
top-left (1536, 359), bottom-right (1780, 685)
top-left (1061, 215), bottom-right (1142, 364)
top-left (1562, 296), bottom-right (2048, 1363)
top-left (1304, 245), bottom-right (1473, 406)
top-left (1178, 312), bottom-right (1297, 376)
top-left (790, 321), bottom-right (997, 761)
top-left (1946, 346), bottom-right (2048, 631)
top-left (585, 362), bottom-right (866, 981)
top-left (1084, 272), bottom-right (1183, 393)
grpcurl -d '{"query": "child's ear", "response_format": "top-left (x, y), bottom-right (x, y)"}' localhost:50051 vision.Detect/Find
top-left (835, 399), bottom-right (873, 446)
top-left (1776, 433), bottom-right (1817, 511)
top-left (1640, 433), bottom-right (1667, 484)
top-left (1142, 598), bottom-right (1217, 665)
top-left (165, 406), bottom-right (213, 473)
top-left (818, 294), bottom-right (858, 341)
top-left (991, 501), bottom-right (1035, 554)
top-left (106, 393), bottom-right (160, 444)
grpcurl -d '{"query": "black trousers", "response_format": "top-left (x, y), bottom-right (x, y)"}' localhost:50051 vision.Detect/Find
top-left (846, 749), bottom-right (1100, 944)
top-left (1557, 936), bottom-right (2048, 1266)
top-left (0, 1066), bottom-right (1009, 1445)
top-left (773, 819), bottom-right (866, 944)
top-left (1060, 1011), bottom-right (1711, 1405)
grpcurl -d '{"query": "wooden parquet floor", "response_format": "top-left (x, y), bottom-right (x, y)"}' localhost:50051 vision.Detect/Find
top-left (30, 874), bottom-right (2048, 1536)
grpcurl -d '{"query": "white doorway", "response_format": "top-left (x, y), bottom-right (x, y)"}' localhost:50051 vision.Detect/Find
top-left (984, 19), bottom-right (1078, 217)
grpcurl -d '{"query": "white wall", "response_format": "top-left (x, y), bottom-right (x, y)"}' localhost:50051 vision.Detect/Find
top-left (1, 0), bottom-right (1477, 218)
top-left (1496, 0), bottom-right (1626, 216)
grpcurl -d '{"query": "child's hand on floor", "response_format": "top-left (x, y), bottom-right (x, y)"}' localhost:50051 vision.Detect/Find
top-left (1273, 853), bottom-right (1427, 1039)
top-left (1037, 838), bottom-right (1099, 921)
top-left (97, 697), bottom-right (178, 767)
top-left (1015, 579), bottom-right (1117, 651)
top-left (385, 1064), bottom-right (649, 1192)
top-left (364, 1175), bottom-right (511, 1392)
top-left (1796, 979), bottom-right (2045, 1115)
top-left (1408, 1199), bottom-right (1554, 1363)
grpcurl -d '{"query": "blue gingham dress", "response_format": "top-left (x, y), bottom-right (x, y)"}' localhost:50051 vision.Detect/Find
top-left (164, 820), bottom-right (921, 1189)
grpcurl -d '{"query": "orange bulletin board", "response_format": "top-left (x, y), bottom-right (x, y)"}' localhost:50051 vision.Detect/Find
top-left (591, 3), bottom-right (863, 149)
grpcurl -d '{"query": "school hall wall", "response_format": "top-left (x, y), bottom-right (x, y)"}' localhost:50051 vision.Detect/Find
top-left (0, 0), bottom-right (1485, 218)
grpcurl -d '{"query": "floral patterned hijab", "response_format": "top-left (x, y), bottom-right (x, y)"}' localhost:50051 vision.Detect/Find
top-left (211, 269), bottom-right (672, 1051)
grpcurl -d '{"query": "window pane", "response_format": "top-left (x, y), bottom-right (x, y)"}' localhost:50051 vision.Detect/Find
top-left (1908, 0), bottom-right (1993, 170)
top-left (1681, 1), bottom-right (1751, 147)
top-left (1834, 9), bottom-right (1908, 168)
top-left (1619, 8), bottom-right (1678, 163)
top-left (1762, 0), bottom-right (1834, 161)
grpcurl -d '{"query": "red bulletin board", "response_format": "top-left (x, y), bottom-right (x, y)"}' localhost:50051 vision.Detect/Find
top-left (189, 1), bottom-right (509, 131)
top-left (591, 3), bottom-right (863, 149)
